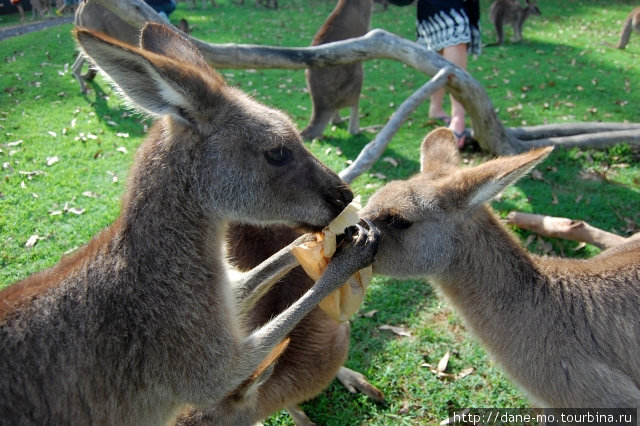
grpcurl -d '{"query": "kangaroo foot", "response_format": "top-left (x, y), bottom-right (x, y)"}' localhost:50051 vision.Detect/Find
top-left (336, 366), bottom-right (385, 402)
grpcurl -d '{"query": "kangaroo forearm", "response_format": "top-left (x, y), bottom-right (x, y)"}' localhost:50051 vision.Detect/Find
top-left (234, 233), bottom-right (314, 314)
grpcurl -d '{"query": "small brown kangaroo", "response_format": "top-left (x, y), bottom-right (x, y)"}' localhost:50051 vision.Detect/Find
top-left (616, 7), bottom-right (640, 49)
top-left (176, 224), bottom-right (384, 426)
top-left (488, 0), bottom-right (541, 46)
top-left (300, 0), bottom-right (372, 140)
top-left (361, 128), bottom-right (640, 409)
top-left (0, 23), bottom-right (380, 426)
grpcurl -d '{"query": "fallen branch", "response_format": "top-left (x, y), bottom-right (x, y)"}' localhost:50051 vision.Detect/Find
top-left (339, 67), bottom-right (452, 184)
top-left (509, 122), bottom-right (640, 140)
top-left (505, 211), bottom-right (635, 250)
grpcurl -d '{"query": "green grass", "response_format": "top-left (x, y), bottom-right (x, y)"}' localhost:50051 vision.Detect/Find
top-left (1, 0), bottom-right (639, 424)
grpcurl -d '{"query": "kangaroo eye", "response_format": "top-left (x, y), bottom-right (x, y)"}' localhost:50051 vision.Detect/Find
top-left (264, 147), bottom-right (293, 167)
top-left (389, 215), bottom-right (412, 230)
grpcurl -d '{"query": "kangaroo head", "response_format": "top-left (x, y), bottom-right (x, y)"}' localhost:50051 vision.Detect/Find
top-left (360, 128), bottom-right (552, 278)
top-left (525, 0), bottom-right (541, 16)
top-left (74, 24), bottom-right (352, 231)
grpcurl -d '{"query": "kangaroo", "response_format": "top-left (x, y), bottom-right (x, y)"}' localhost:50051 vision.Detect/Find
top-left (488, 0), bottom-right (541, 46)
top-left (0, 23), bottom-right (380, 426)
top-left (616, 7), bottom-right (640, 49)
top-left (300, 0), bottom-right (372, 140)
top-left (30, 0), bottom-right (53, 20)
top-left (360, 127), bottom-right (640, 409)
top-left (176, 224), bottom-right (384, 426)
top-left (72, 0), bottom-right (191, 93)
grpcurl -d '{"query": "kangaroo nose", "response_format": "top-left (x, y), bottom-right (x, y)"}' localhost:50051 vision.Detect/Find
top-left (339, 186), bottom-right (354, 206)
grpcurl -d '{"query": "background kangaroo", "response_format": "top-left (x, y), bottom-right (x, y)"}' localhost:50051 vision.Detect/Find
top-left (488, 0), bottom-right (541, 46)
top-left (177, 224), bottom-right (384, 426)
top-left (360, 128), bottom-right (640, 409)
top-left (616, 6), bottom-right (640, 49)
top-left (0, 23), bottom-right (380, 426)
top-left (300, 0), bottom-right (372, 140)
top-left (72, 0), bottom-right (191, 93)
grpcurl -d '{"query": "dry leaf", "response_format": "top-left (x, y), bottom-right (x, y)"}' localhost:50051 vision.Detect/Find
top-left (47, 131), bottom-right (57, 137)
top-left (457, 367), bottom-right (475, 380)
top-left (572, 242), bottom-right (587, 251)
top-left (68, 207), bottom-right (85, 215)
top-left (370, 172), bottom-right (387, 180)
top-left (575, 194), bottom-right (583, 203)
top-left (46, 156), bottom-right (60, 166)
top-left (437, 351), bottom-right (450, 373)
top-left (551, 192), bottom-right (559, 205)
top-left (335, 147), bottom-right (343, 156)
top-left (25, 234), bottom-right (39, 248)
top-left (117, 147), bottom-right (128, 154)
top-left (379, 324), bottom-right (411, 337)
top-left (398, 400), bottom-right (410, 415)
top-left (363, 309), bottom-right (378, 318)
top-left (382, 157), bottom-right (398, 167)
top-left (324, 147), bottom-right (332, 155)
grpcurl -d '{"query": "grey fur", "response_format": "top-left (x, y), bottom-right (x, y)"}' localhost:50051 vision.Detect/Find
top-left (488, 0), bottom-right (541, 46)
top-left (300, 0), bottom-right (372, 140)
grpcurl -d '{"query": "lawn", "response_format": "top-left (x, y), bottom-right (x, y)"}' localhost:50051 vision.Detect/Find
top-left (1, 0), bottom-right (639, 424)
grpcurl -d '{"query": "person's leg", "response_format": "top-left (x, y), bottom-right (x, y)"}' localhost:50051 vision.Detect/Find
top-left (442, 43), bottom-right (469, 148)
top-left (428, 50), bottom-right (449, 121)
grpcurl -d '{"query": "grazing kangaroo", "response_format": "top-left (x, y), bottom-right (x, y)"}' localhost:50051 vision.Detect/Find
top-left (488, 0), bottom-right (541, 46)
top-left (0, 23), bottom-right (380, 426)
top-left (360, 127), bottom-right (640, 409)
top-left (176, 224), bottom-right (384, 426)
top-left (616, 7), bottom-right (640, 49)
top-left (300, 0), bottom-right (372, 140)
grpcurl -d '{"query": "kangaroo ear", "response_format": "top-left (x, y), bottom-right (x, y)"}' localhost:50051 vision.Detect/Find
top-left (441, 146), bottom-right (553, 210)
top-left (139, 22), bottom-right (210, 70)
top-left (420, 128), bottom-right (460, 175)
top-left (74, 27), bottom-right (225, 125)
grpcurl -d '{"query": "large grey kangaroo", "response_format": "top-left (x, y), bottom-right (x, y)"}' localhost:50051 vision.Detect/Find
top-left (0, 23), bottom-right (379, 426)
top-left (300, 0), bottom-right (372, 140)
top-left (488, 0), bottom-right (541, 46)
top-left (360, 128), bottom-right (640, 409)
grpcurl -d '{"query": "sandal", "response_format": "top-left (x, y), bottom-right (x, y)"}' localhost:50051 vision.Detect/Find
top-left (453, 129), bottom-right (470, 150)
top-left (428, 115), bottom-right (451, 126)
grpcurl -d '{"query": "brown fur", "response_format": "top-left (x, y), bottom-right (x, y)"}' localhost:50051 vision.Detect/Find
top-left (301, 0), bottom-right (372, 140)
top-left (0, 23), bottom-right (381, 426)
top-left (361, 127), bottom-right (640, 408)
top-left (488, 0), bottom-right (541, 46)
top-left (616, 7), bottom-right (640, 49)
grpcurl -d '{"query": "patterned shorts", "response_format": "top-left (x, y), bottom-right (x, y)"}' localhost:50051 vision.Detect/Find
top-left (416, 0), bottom-right (481, 55)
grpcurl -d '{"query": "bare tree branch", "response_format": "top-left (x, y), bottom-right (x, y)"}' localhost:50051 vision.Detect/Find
top-left (506, 211), bottom-right (629, 250)
top-left (510, 122), bottom-right (640, 140)
top-left (339, 67), bottom-right (452, 184)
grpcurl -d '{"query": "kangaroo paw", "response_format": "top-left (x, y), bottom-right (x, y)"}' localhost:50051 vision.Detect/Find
top-left (336, 366), bottom-right (385, 403)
